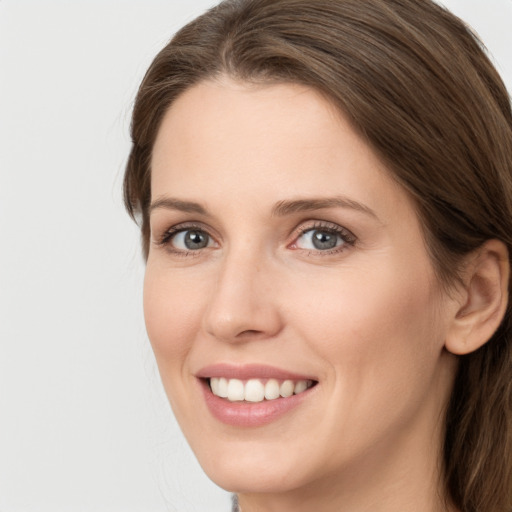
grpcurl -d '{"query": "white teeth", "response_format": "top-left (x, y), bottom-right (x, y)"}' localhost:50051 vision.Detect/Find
top-left (294, 380), bottom-right (308, 394)
top-left (245, 379), bottom-right (265, 402)
top-left (210, 377), bottom-right (219, 395)
top-left (218, 377), bottom-right (228, 398)
top-left (227, 379), bottom-right (245, 402)
top-left (264, 379), bottom-right (280, 400)
top-left (210, 377), bottom-right (313, 402)
top-left (280, 380), bottom-right (294, 398)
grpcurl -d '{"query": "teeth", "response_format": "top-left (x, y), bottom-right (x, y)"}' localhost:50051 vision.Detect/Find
top-left (209, 377), bottom-right (313, 402)
top-left (280, 380), bottom-right (294, 398)
top-left (210, 377), bottom-right (220, 395)
top-left (218, 377), bottom-right (228, 398)
top-left (245, 379), bottom-right (265, 402)
top-left (227, 378), bottom-right (245, 402)
top-left (264, 379), bottom-right (280, 400)
top-left (294, 380), bottom-right (308, 394)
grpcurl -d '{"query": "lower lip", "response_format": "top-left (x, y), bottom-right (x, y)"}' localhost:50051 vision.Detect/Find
top-left (199, 379), bottom-right (316, 427)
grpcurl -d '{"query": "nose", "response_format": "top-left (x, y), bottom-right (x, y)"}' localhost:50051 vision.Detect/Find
top-left (202, 249), bottom-right (283, 343)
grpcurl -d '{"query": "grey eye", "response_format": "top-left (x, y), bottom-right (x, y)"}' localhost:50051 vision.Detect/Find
top-left (296, 229), bottom-right (343, 251)
top-left (312, 230), bottom-right (339, 250)
top-left (172, 229), bottom-right (212, 250)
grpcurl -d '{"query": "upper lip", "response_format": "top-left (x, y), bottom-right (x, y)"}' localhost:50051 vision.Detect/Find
top-left (196, 363), bottom-right (317, 381)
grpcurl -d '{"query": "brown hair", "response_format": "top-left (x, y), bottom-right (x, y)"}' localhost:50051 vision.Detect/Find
top-left (124, 1), bottom-right (512, 510)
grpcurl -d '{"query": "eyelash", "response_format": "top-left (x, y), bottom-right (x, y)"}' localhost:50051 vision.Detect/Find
top-left (291, 221), bottom-right (357, 255)
top-left (155, 220), bottom-right (357, 257)
top-left (155, 222), bottom-right (211, 258)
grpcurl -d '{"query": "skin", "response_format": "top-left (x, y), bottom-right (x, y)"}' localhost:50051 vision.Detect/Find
top-left (145, 78), bottom-right (467, 512)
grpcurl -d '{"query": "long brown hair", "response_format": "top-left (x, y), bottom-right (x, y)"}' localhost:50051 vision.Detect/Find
top-left (124, 1), bottom-right (512, 510)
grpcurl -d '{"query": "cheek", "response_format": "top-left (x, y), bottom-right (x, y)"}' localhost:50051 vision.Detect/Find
top-left (281, 263), bottom-right (448, 466)
top-left (143, 263), bottom-right (206, 369)
top-left (294, 260), bottom-right (438, 343)
top-left (289, 257), bottom-right (444, 403)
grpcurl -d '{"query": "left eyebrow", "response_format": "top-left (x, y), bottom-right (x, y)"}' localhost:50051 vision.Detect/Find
top-left (149, 197), bottom-right (208, 215)
top-left (271, 196), bottom-right (380, 221)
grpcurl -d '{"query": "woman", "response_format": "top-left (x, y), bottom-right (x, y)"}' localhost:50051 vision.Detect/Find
top-left (124, 1), bottom-right (512, 511)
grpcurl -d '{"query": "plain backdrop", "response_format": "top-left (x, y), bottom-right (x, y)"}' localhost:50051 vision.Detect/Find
top-left (0, 1), bottom-right (511, 511)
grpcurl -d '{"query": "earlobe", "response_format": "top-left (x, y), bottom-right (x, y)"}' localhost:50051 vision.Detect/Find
top-left (445, 239), bottom-right (509, 356)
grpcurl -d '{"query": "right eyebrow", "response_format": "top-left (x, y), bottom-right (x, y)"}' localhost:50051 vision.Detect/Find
top-left (271, 196), bottom-right (380, 221)
top-left (149, 197), bottom-right (208, 215)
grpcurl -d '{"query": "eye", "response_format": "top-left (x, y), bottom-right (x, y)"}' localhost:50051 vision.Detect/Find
top-left (165, 228), bottom-right (214, 251)
top-left (296, 229), bottom-right (342, 250)
top-left (292, 223), bottom-right (356, 253)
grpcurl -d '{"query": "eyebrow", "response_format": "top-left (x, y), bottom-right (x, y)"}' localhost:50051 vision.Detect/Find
top-left (149, 195), bottom-right (379, 220)
top-left (150, 197), bottom-right (208, 215)
top-left (271, 196), bottom-right (379, 220)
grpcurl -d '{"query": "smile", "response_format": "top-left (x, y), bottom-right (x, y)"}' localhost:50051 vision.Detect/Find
top-left (197, 364), bottom-right (319, 427)
top-left (209, 377), bottom-right (315, 402)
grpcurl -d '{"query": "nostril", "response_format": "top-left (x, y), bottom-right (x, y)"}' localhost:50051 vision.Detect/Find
top-left (239, 329), bottom-right (262, 336)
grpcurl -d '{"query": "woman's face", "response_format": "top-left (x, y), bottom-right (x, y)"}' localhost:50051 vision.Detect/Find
top-left (145, 79), bottom-right (459, 497)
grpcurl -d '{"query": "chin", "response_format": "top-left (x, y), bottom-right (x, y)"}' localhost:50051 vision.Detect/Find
top-left (187, 435), bottom-right (315, 494)
top-left (202, 457), bottom-right (306, 495)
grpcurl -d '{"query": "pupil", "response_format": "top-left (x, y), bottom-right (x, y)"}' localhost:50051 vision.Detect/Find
top-left (185, 230), bottom-right (208, 249)
top-left (313, 230), bottom-right (337, 250)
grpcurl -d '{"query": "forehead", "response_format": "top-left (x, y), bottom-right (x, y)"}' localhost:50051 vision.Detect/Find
top-left (150, 78), bottom-right (413, 221)
top-left (151, 79), bottom-right (346, 171)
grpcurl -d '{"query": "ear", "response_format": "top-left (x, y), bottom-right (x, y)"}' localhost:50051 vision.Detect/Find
top-left (445, 239), bottom-right (509, 355)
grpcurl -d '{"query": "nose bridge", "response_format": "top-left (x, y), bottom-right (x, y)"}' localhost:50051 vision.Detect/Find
top-left (203, 241), bottom-right (281, 342)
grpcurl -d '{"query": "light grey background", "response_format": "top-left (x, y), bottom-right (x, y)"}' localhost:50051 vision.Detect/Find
top-left (0, 1), bottom-right (511, 511)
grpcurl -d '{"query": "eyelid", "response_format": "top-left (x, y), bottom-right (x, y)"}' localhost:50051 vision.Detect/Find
top-left (288, 220), bottom-right (357, 253)
top-left (153, 221), bottom-right (219, 249)
top-left (152, 219), bottom-right (357, 258)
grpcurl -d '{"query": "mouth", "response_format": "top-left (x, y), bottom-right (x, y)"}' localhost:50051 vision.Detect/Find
top-left (196, 364), bottom-right (319, 427)
top-left (207, 377), bottom-right (316, 402)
